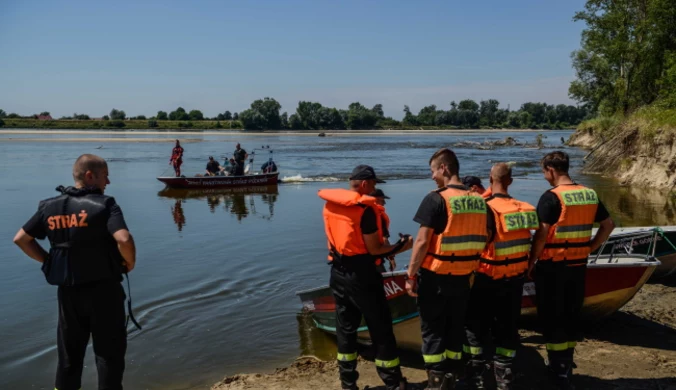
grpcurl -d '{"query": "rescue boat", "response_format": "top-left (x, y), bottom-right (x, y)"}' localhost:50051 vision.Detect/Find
top-left (157, 148), bottom-right (279, 189)
top-left (297, 229), bottom-right (661, 350)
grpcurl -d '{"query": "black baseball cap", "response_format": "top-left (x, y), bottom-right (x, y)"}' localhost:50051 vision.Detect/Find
top-left (349, 165), bottom-right (385, 183)
top-left (370, 189), bottom-right (390, 199)
top-left (462, 176), bottom-right (484, 189)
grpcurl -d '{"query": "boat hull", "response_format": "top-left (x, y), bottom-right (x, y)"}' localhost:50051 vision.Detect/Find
top-left (297, 257), bottom-right (658, 349)
top-left (157, 172), bottom-right (279, 189)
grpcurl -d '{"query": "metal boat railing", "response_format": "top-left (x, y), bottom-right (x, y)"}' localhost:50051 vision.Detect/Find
top-left (591, 227), bottom-right (669, 264)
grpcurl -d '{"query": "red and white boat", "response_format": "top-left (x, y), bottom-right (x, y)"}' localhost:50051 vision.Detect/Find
top-left (297, 229), bottom-right (661, 350)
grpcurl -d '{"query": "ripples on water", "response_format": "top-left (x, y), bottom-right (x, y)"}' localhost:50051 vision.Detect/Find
top-left (1, 130), bottom-right (673, 390)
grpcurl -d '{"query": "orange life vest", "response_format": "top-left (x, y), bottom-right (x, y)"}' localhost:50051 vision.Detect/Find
top-left (479, 196), bottom-right (538, 279)
top-left (540, 184), bottom-right (599, 266)
top-left (318, 188), bottom-right (383, 261)
top-left (422, 187), bottom-right (488, 275)
top-left (481, 188), bottom-right (492, 199)
top-left (374, 204), bottom-right (390, 266)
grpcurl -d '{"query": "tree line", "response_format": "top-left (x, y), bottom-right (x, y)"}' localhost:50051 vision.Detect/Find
top-left (0, 98), bottom-right (588, 130)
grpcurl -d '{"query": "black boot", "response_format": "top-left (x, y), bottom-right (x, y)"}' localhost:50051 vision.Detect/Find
top-left (466, 359), bottom-right (486, 390)
top-left (547, 359), bottom-right (575, 390)
top-left (425, 370), bottom-right (454, 390)
top-left (493, 361), bottom-right (513, 390)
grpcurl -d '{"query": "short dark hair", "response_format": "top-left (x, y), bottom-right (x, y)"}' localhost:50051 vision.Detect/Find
top-left (541, 151), bottom-right (569, 173)
top-left (429, 148), bottom-right (459, 176)
top-left (73, 154), bottom-right (107, 183)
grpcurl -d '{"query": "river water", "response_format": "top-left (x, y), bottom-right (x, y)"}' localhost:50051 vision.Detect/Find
top-left (1, 130), bottom-right (673, 389)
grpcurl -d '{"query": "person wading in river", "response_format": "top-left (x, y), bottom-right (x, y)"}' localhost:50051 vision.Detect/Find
top-left (13, 154), bottom-right (137, 390)
top-left (406, 148), bottom-right (491, 390)
top-left (528, 151), bottom-right (614, 389)
top-left (318, 165), bottom-right (413, 390)
top-left (464, 163), bottom-right (537, 390)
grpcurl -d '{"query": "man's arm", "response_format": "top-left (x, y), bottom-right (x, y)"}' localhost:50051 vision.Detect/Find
top-left (13, 229), bottom-right (48, 263)
top-left (363, 232), bottom-right (412, 257)
top-left (404, 226), bottom-right (434, 297)
top-left (113, 229), bottom-right (136, 272)
top-left (528, 222), bottom-right (550, 276)
top-left (589, 217), bottom-right (615, 253)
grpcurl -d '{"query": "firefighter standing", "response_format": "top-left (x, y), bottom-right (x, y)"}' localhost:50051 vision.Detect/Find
top-left (464, 163), bottom-right (538, 389)
top-left (319, 165), bottom-right (413, 390)
top-left (529, 151), bottom-right (614, 389)
top-left (13, 154), bottom-right (136, 390)
top-left (406, 149), bottom-right (491, 390)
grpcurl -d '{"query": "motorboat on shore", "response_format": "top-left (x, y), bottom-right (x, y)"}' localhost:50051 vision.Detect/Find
top-left (297, 228), bottom-right (661, 350)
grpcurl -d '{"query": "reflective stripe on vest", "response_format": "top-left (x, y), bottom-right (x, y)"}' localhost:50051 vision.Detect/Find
top-left (422, 187), bottom-right (487, 275)
top-left (318, 189), bottom-right (382, 260)
top-left (375, 357), bottom-right (400, 368)
top-left (540, 185), bottom-right (598, 264)
top-left (479, 196), bottom-right (536, 279)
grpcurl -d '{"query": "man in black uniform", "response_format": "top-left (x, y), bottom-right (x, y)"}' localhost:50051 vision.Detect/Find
top-left (233, 143), bottom-right (248, 176)
top-left (529, 151), bottom-right (614, 389)
top-left (13, 154), bottom-right (136, 390)
top-left (205, 156), bottom-right (223, 176)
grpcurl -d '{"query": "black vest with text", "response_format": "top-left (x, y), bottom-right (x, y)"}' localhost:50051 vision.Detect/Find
top-left (40, 186), bottom-right (124, 286)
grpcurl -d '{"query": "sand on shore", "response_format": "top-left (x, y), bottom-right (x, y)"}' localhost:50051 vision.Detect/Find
top-left (212, 283), bottom-right (676, 390)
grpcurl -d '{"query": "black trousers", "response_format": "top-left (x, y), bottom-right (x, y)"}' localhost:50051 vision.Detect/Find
top-left (465, 273), bottom-right (524, 366)
top-left (56, 280), bottom-right (127, 390)
top-left (330, 261), bottom-right (402, 390)
top-left (535, 261), bottom-right (586, 364)
top-left (417, 269), bottom-right (471, 373)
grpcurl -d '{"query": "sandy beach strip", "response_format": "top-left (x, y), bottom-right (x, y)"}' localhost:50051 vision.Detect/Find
top-left (0, 129), bottom-right (551, 137)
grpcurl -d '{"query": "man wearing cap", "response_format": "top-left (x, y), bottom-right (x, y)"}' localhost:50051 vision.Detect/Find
top-left (462, 176), bottom-right (491, 199)
top-left (205, 156), bottom-right (223, 176)
top-left (318, 165), bottom-right (413, 390)
top-left (371, 189), bottom-right (396, 272)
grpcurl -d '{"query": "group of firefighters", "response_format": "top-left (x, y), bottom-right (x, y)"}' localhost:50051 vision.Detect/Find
top-left (12, 147), bottom-right (616, 390)
top-left (319, 148), bottom-right (615, 390)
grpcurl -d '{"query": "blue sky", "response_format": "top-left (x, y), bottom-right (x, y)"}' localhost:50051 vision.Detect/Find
top-left (0, 0), bottom-right (587, 119)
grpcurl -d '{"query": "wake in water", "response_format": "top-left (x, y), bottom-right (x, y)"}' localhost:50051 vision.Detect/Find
top-left (280, 175), bottom-right (341, 183)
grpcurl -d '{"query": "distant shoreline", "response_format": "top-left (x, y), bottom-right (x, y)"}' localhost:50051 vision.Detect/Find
top-left (0, 128), bottom-right (567, 139)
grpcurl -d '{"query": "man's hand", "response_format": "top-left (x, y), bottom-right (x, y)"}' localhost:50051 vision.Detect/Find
top-left (399, 233), bottom-right (413, 252)
top-left (405, 277), bottom-right (418, 297)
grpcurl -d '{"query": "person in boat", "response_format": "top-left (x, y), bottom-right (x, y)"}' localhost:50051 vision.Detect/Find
top-left (205, 156), bottom-right (224, 176)
top-left (371, 188), bottom-right (396, 272)
top-left (226, 158), bottom-right (239, 176)
top-left (12, 154), bottom-right (137, 390)
top-left (169, 139), bottom-right (184, 177)
top-left (462, 175), bottom-right (492, 199)
top-left (233, 143), bottom-right (248, 176)
top-left (464, 163), bottom-right (537, 390)
top-left (261, 160), bottom-right (278, 173)
top-left (405, 148), bottom-right (490, 389)
top-left (318, 165), bottom-right (413, 390)
top-left (528, 151), bottom-right (615, 389)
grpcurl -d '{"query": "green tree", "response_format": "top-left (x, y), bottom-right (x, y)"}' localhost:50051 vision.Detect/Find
top-left (109, 109), bottom-right (125, 120)
top-left (570, 0), bottom-right (676, 114)
top-left (280, 112), bottom-right (289, 128)
top-left (102, 115), bottom-right (110, 120)
top-left (148, 119), bottom-right (158, 128)
top-left (0, 109), bottom-right (7, 118)
top-left (372, 104), bottom-right (385, 118)
top-left (402, 105), bottom-right (418, 126)
top-left (479, 99), bottom-right (500, 126)
top-left (224, 111), bottom-right (232, 120)
top-left (239, 97), bottom-right (282, 129)
top-left (188, 110), bottom-right (204, 121)
top-left (40, 111), bottom-right (50, 117)
top-left (233, 112), bottom-right (239, 120)
top-left (417, 105), bottom-right (438, 126)
top-left (169, 107), bottom-right (190, 121)
top-left (458, 99), bottom-right (479, 112)
top-left (157, 111), bottom-right (168, 120)
top-left (288, 113), bottom-right (302, 129)
top-left (0, 118), bottom-right (4, 127)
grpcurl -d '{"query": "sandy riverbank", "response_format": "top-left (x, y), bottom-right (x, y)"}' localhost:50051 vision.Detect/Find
top-left (0, 129), bottom-right (554, 137)
top-left (212, 283), bottom-right (676, 390)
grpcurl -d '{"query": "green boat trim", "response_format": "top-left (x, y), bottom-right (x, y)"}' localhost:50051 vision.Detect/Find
top-left (313, 312), bottom-right (420, 334)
